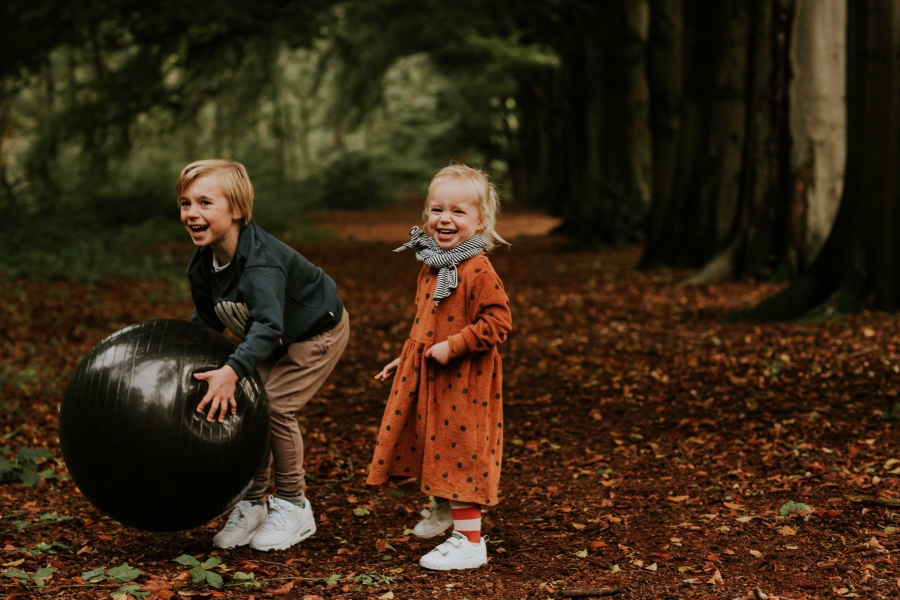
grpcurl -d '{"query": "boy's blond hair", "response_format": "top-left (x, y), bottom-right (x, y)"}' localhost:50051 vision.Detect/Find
top-left (176, 159), bottom-right (254, 226)
top-left (423, 164), bottom-right (509, 251)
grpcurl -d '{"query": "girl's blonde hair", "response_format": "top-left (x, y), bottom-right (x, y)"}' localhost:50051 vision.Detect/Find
top-left (423, 164), bottom-right (509, 251)
top-left (176, 159), bottom-right (254, 226)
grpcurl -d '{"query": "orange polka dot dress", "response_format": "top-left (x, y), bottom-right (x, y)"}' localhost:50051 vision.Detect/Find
top-left (367, 254), bottom-right (512, 505)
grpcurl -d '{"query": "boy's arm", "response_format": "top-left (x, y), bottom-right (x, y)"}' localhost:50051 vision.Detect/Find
top-left (225, 266), bottom-right (287, 379)
top-left (446, 269), bottom-right (512, 360)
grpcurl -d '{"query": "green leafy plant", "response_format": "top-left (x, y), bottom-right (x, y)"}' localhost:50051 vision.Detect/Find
top-left (0, 447), bottom-right (55, 487)
top-left (81, 563), bottom-right (142, 584)
top-left (883, 402), bottom-right (900, 421)
top-left (173, 554), bottom-right (223, 589)
top-left (231, 571), bottom-right (261, 589)
top-left (779, 501), bottom-right (812, 520)
top-left (112, 584), bottom-right (149, 599)
top-left (27, 541), bottom-right (72, 555)
top-left (349, 572), bottom-right (402, 587)
top-left (3, 566), bottom-right (57, 588)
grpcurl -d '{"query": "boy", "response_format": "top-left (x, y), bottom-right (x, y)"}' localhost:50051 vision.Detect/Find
top-left (177, 159), bottom-right (349, 551)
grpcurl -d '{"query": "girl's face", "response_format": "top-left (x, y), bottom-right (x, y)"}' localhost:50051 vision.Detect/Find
top-left (426, 182), bottom-right (485, 250)
top-left (180, 173), bottom-right (243, 259)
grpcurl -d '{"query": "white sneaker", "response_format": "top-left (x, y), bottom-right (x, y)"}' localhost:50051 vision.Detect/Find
top-left (212, 501), bottom-right (268, 549)
top-left (413, 498), bottom-right (452, 539)
top-left (419, 532), bottom-right (487, 570)
top-left (249, 496), bottom-right (316, 551)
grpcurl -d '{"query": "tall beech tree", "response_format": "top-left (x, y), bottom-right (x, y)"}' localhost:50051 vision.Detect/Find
top-left (739, 0), bottom-right (900, 318)
top-left (639, 0), bottom-right (846, 282)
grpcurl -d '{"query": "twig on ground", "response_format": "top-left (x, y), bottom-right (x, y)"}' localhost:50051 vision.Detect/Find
top-left (553, 587), bottom-right (627, 598)
top-left (847, 495), bottom-right (900, 508)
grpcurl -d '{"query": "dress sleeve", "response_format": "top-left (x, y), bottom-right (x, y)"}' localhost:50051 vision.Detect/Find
top-left (447, 267), bottom-right (512, 359)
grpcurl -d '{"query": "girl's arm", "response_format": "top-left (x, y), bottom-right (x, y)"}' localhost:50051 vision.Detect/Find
top-left (446, 268), bottom-right (512, 360)
top-left (374, 357), bottom-right (401, 380)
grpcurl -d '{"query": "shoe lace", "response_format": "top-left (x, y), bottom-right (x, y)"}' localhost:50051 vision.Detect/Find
top-left (223, 504), bottom-right (249, 531)
top-left (261, 499), bottom-right (291, 532)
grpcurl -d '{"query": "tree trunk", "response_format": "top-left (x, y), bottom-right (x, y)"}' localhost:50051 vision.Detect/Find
top-left (684, 0), bottom-right (795, 285)
top-left (641, 0), bottom-right (683, 261)
top-left (788, 0), bottom-right (846, 265)
top-left (736, 0), bottom-right (900, 319)
top-left (514, 1), bottom-right (652, 247)
top-left (639, 0), bottom-right (752, 268)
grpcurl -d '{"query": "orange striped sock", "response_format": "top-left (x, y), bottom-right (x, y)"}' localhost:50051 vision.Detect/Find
top-left (449, 501), bottom-right (481, 543)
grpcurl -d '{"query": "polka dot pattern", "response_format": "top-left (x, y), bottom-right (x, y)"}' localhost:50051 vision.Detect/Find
top-left (367, 255), bottom-right (511, 505)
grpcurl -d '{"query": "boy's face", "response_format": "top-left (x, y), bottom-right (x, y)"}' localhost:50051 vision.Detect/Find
top-left (426, 181), bottom-right (484, 250)
top-left (180, 173), bottom-right (243, 257)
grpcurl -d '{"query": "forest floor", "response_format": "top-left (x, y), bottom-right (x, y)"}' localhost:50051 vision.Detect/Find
top-left (3, 208), bottom-right (900, 599)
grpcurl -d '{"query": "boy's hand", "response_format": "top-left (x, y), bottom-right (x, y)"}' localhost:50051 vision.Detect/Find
top-left (374, 358), bottom-right (401, 381)
top-left (194, 365), bottom-right (239, 422)
top-left (425, 341), bottom-right (451, 365)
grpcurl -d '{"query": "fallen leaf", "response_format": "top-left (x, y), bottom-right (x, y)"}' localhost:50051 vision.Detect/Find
top-left (272, 581), bottom-right (294, 595)
top-left (668, 495), bottom-right (689, 503)
top-left (575, 549), bottom-right (588, 558)
top-left (706, 569), bottom-right (724, 586)
top-left (379, 592), bottom-right (394, 600)
top-left (705, 553), bottom-right (720, 562)
top-left (572, 523), bottom-right (586, 531)
top-left (723, 502), bottom-right (744, 510)
top-left (750, 550), bottom-right (763, 558)
top-left (645, 562), bottom-right (658, 572)
top-left (590, 541), bottom-right (608, 549)
top-left (778, 526), bottom-right (797, 536)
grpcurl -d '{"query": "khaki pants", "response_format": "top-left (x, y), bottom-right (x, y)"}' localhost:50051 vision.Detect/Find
top-left (249, 310), bottom-right (350, 498)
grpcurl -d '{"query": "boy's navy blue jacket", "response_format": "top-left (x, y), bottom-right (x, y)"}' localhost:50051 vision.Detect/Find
top-left (187, 221), bottom-right (344, 379)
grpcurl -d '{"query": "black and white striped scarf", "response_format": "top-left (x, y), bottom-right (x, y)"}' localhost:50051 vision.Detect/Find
top-left (394, 226), bottom-right (488, 305)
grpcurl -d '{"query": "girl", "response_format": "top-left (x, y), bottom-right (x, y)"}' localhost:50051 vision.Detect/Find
top-left (369, 164), bottom-right (512, 570)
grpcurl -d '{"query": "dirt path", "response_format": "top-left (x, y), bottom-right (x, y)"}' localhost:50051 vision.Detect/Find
top-left (2, 212), bottom-right (900, 599)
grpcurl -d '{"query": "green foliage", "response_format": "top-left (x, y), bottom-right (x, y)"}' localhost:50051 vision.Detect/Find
top-left (232, 571), bottom-right (262, 589)
top-left (81, 563), bottom-right (142, 584)
top-left (0, 446), bottom-right (54, 487)
top-left (884, 402), bottom-right (900, 421)
top-left (113, 584), bottom-right (149, 599)
top-left (2, 566), bottom-right (57, 588)
top-left (779, 501), bottom-right (811, 520)
top-left (174, 554), bottom-right (224, 589)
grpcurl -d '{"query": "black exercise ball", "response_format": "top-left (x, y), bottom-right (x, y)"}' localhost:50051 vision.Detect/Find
top-left (59, 319), bottom-right (270, 532)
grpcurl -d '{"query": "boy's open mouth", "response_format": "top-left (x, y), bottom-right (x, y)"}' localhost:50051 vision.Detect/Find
top-left (189, 225), bottom-right (209, 233)
top-left (437, 229), bottom-right (456, 235)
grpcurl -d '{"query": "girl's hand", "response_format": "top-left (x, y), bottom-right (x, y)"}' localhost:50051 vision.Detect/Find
top-left (194, 365), bottom-right (239, 423)
top-left (425, 341), bottom-right (451, 365)
top-left (374, 357), bottom-right (401, 381)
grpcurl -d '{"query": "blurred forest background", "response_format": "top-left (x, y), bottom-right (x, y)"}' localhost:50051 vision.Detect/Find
top-left (3, 0), bottom-right (900, 319)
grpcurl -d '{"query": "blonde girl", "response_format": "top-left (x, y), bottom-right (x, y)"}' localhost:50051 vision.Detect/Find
top-left (368, 164), bottom-right (512, 570)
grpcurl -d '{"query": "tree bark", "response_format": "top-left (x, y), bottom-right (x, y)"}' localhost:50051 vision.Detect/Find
top-left (640, 0), bottom-right (752, 268)
top-left (641, 0), bottom-right (683, 260)
top-left (686, 0), bottom-right (795, 285)
top-left (788, 0), bottom-right (846, 265)
top-left (517, 1), bottom-right (651, 248)
top-left (736, 0), bottom-right (900, 319)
